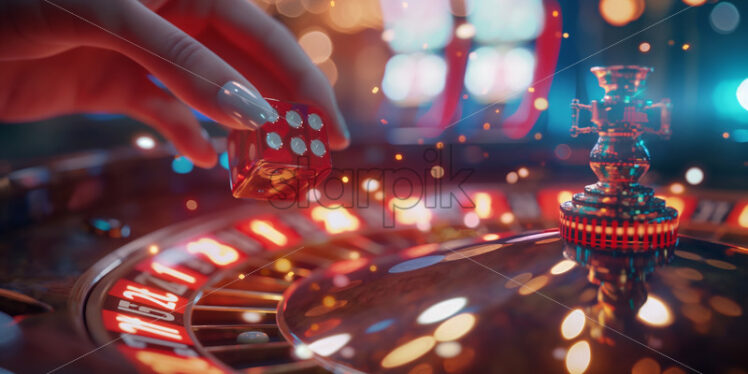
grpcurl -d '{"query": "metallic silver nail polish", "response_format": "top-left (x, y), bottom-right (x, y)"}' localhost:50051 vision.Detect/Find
top-left (217, 81), bottom-right (276, 130)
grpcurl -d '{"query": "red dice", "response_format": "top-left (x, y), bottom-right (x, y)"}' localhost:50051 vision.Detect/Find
top-left (227, 99), bottom-right (332, 200)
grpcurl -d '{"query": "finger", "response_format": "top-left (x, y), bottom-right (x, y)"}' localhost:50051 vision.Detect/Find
top-left (209, 0), bottom-right (350, 149)
top-left (70, 51), bottom-right (219, 168)
top-left (83, 0), bottom-right (276, 131)
top-left (0, 46), bottom-right (216, 167)
top-left (124, 82), bottom-right (218, 168)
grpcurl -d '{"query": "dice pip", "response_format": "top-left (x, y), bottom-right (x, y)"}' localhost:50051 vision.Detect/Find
top-left (227, 100), bottom-right (332, 200)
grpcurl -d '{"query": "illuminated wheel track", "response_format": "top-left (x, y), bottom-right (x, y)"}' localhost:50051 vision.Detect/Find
top-left (75, 198), bottom-right (517, 374)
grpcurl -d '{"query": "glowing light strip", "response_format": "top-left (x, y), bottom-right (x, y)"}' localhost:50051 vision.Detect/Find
top-left (122, 284), bottom-right (178, 311)
top-left (559, 213), bottom-right (678, 249)
top-left (186, 238), bottom-right (240, 266)
top-left (249, 220), bottom-right (288, 246)
top-left (116, 314), bottom-right (183, 341)
top-left (151, 262), bottom-right (197, 284)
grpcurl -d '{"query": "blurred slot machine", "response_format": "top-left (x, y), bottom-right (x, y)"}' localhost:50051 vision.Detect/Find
top-left (379, 0), bottom-right (562, 143)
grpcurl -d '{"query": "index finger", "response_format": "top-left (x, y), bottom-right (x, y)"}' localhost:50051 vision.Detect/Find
top-left (210, 0), bottom-right (350, 149)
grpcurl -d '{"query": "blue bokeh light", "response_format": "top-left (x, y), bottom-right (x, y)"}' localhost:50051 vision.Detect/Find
top-left (713, 79), bottom-right (748, 123)
top-left (90, 218), bottom-right (111, 231)
top-left (219, 152), bottom-right (229, 170)
top-left (365, 319), bottom-right (395, 334)
top-left (388, 255), bottom-right (445, 273)
top-left (171, 156), bottom-right (194, 174)
top-left (710, 2), bottom-right (740, 34)
top-left (737, 78), bottom-right (748, 112)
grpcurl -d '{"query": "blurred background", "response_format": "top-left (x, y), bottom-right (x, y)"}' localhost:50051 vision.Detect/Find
top-left (1, 0), bottom-right (746, 189)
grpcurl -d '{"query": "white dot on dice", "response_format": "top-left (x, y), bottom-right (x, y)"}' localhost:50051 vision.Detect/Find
top-left (290, 137), bottom-right (307, 155)
top-left (286, 110), bottom-right (303, 128)
top-left (310, 139), bottom-right (326, 157)
top-left (266, 132), bottom-right (283, 150)
top-left (267, 108), bottom-right (280, 123)
top-left (308, 113), bottom-right (323, 130)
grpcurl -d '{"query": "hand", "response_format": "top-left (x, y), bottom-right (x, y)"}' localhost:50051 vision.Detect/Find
top-left (0, 0), bottom-right (350, 168)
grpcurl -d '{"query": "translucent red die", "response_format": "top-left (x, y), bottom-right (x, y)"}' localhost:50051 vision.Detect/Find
top-left (227, 99), bottom-right (332, 200)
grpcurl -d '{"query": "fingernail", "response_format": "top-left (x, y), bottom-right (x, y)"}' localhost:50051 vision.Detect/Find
top-left (217, 81), bottom-right (276, 130)
top-left (340, 115), bottom-right (351, 144)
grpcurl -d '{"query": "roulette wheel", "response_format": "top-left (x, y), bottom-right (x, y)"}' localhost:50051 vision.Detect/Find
top-left (2, 2), bottom-right (748, 374)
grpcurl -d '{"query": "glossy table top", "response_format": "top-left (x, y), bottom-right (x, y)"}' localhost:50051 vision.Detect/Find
top-left (279, 231), bottom-right (747, 374)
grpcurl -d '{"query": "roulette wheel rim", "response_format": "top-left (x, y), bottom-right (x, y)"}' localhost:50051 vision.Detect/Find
top-left (72, 201), bottom-right (507, 373)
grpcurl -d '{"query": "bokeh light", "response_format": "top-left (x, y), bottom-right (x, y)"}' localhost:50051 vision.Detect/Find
top-left (565, 340), bottom-right (591, 374)
top-left (554, 144), bottom-right (572, 160)
top-left (366, 319), bottom-right (394, 333)
top-left (219, 152), bottom-right (229, 170)
top-left (301, 0), bottom-right (329, 14)
top-left (713, 78), bottom-right (748, 122)
top-left (550, 259), bottom-right (576, 275)
top-left (171, 156), bottom-right (194, 174)
top-left (464, 46), bottom-right (535, 103)
top-left (500, 212), bottom-right (515, 224)
top-left (737, 78), bottom-right (748, 111)
top-left (455, 23), bottom-right (476, 39)
top-left (311, 206), bottom-right (361, 234)
top-left (307, 333), bottom-right (351, 356)
top-left (382, 53), bottom-right (447, 106)
top-left (518, 275), bottom-right (549, 295)
top-left (709, 2), bottom-right (740, 34)
top-left (467, 0), bottom-right (545, 43)
top-left (389, 255), bottom-right (444, 274)
top-left (430, 165), bottom-right (445, 179)
top-left (434, 313), bottom-right (476, 341)
top-left (134, 135), bottom-right (156, 150)
top-left (361, 178), bottom-right (381, 192)
top-left (435, 341), bottom-right (462, 358)
top-left (381, 336), bottom-right (436, 368)
top-left (557, 190), bottom-right (573, 205)
top-left (298, 30), bottom-right (333, 64)
top-left (294, 344), bottom-right (314, 360)
top-left (241, 312), bottom-right (262, 323)
top-left (463, 212), bottom-right (480, 228)
top-left (637, 295), bottom-right (673, 327)
top-left (685, 167), bottom-right (704, 185)
top-left (276, 0), bottom-right (306, 17)
top-left (327, 0), bottom-right (383, 33)
top-left (381, 0), bottom-right (452, 53)
top-left (599, 0), bottom-right (644, 27)
top-left (417, 297), bottom-right (467, 324)
top-left (561, 309), bottom-right (586, 340)
top-left (534, 97), bottom-right (549, 111)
